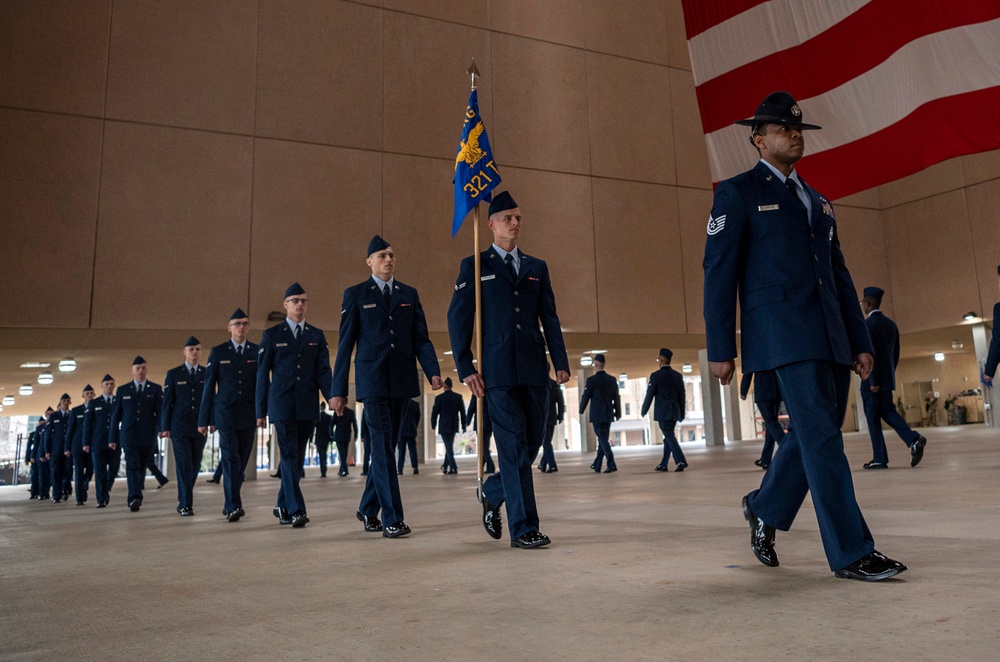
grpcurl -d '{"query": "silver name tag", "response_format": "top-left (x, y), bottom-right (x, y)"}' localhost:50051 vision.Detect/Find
top-left (220, 360), bottom-right (231, 364)
top-left (276, 343), bottom-right (288, 347)
top-left (363, 303), bottom-right (377, 309)
top-left (758, 204), bottom-right (779, 211)
top-left (481, 274), bottom-right (496, 281)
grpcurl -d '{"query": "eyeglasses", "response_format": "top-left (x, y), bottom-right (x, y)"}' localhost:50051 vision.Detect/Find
top-left (229, 321), bottom-right (250, 327)
top-left (286, 298), bottom-right (309, 305)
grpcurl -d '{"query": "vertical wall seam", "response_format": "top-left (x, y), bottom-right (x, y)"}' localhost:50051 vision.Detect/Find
top-left (88, 0), bottom-right (116, 329)
top-left (247, 0), bottom-right (262, 315)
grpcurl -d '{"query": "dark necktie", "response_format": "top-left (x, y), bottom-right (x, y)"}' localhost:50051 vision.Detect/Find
top-left (137, 384), bottom-right (142, 395)
top-left (293, 324), bottom-right (300, 340)
top-left (504, 253), bottom-right (517, 280)
top-left (237, 344), bottom-right (243, 357)
top-left (383, 284), bottom-right (391, 306)
top-left (785, 178), bottom-right (808, 218)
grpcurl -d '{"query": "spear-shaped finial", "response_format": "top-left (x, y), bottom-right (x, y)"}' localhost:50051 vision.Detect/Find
top-left (468, 59), bottom-right (480, 91)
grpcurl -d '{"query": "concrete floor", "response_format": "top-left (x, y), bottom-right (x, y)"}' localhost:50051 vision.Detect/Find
top-left (2, 426), bottom-right (999, 661)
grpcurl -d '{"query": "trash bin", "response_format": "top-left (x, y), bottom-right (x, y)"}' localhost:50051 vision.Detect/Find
top-left (955, 405), bottom-right (967, 425)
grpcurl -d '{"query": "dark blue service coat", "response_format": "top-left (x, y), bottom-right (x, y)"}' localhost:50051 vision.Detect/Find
top-left (863, 311), bottom-right (900, 391)
top-left (256, 322), bottom-right (333, 423)
top-left (431, 390), bottom-right (467, 435)
top-left (332, 277), bottom-right (439, 401)
top-left (640, 366), bottom-right (686, 422)
top-left (199, 341), bottom-right (259, 430)
top-left (579, 371), bottom-right (621, 424)
top-left (109, 382), bottom-right (164, 448)
top-left (162, 364), bottom-right (206, 438)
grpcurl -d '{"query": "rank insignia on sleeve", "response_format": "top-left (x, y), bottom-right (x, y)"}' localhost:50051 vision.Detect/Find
top-left (707, 213), bottom-right (726, 235)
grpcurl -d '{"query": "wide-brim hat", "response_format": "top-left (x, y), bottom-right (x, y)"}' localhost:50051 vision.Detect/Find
top-left (734, 91), bottom-right (821, 130)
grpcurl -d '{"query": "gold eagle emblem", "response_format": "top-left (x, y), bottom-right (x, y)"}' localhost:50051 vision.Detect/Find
top-left (455, 121), bottom-right (486, 170)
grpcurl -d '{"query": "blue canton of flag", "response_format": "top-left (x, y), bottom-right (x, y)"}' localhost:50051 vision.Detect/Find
top-left (452, 89), bottom-right (501, 237)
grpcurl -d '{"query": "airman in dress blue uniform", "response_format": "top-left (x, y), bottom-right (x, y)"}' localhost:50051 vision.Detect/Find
top-left (331, 405), bottom-right (359, 477)
top-left (432, 378), bottom-right (466, 474)
top-left (538, 378), bottom-right (564, 473)
top-left (740, 370), bottom-right (785, 469)
top-left (315, 402), bottom-right (334, 477)
top-left (984, 266), bottom-right (1000, 385)
top-left (704, 91), bottom-right (906, 580)
top-left (27, 412), bottom-right (52, 499)
top-left (466, 395), bottom-right (496, 474)
top-left (110, 356), bottom-right (164, 512)
top-left (46, 393), bottom-right (73, 503)
top-left (448, 191), bottom-right (571, 549)
top-left (859, 287), bottom-right (927, 469)
top-left (85, 375), bottom-right (119, 508)
top-left (257, 283), bottom-right (335, 529)
top-left (199, 308), bottom-right (259, 522)
top-left (163, 336), bottom-right (207, 516)
top-left (579, 355), bottom-right (621, 473)
top-left (66, 385), bottom-right (96, 505)
top-left (397, 399), bottom-right (420, 475)
top-left (332, 236), bottom-right (443, 539)
top-left (640, 349), bottom-right (688, 472)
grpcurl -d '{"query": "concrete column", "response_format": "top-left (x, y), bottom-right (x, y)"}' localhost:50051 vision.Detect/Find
top-left (423, 392), bottom-right (436, 464)
top-left (699, 349), bottom-right (725, 446)
top-left (243, 427), bottom-right (259, 481)
top-left (853, 372), bottom-right (868, 433)
top-left (648, 407), bottom-right (662, 445)
top-left (576, 369), bottom-right (597, 453)
top-left (723, 379), bottom-right (742, 442)
top-left (972, 323), bottom-right (999, 428)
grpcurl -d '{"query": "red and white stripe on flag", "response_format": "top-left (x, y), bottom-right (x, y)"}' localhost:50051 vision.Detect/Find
top-left (681, 1), bottom-right (1000, 199)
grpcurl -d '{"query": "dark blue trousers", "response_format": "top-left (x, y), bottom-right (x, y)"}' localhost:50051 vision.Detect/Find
top-left (220, 427), bottom-right (255, 513)
top-left (315, 442), bottom-right (330, 476)
top-left (397, 435), bottom-right (418, 472)
top-left (92, 446), bottom-right (117, 505)
top-left (50, 454), bottom-right (69, 500)
top-left (29, 460), bottom-right (40, 497)
top-left (861, 388), bottom-right (919, 465)
top-left (539, 423), bottom-right (558, 471)
top-left (274, 421), bottom-right (311, 516)
top-left (750, 361), bottom-right (874, 571)
top-left (481, 428), bottom-right (496, 473)
top-left (125, 445), bottom-right (155, 505)
top-left (359, 398), bottom-right (406, 525)
top-left (73, 450), bottom-right (93, 503)
top-left (362, 438), bottom-right (371, 474)
top-left (440, 433), bottom-right (458, 472)
top-left (171, 434), bottom-right (207, 510)
top-left (757, 400), bottom-right (786, 466)
top-left (658, 419), bottom-right (686, 466)
top-left (482, 385), bottom-right (546, 541)
top-left (335, 439), bottom-right (350, 474)
top-left (592, 421), bottom-right (615, 470)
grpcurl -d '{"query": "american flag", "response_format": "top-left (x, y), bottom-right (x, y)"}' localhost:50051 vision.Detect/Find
top-left (682, 1), bottom-right (1000, 199)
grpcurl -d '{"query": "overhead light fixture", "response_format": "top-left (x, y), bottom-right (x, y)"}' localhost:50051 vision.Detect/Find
top-left (618, 373), bottom-right (628, 382)
top-left (2, 395), bottom-right (14, 406)
top-left (681, 363), bottom-right (693, 373)
top-left (934, 352), bottom-right (945, 362)
top-left (38, 372), bottom-right (54, 385)
top-left (962, 312), bottom-right (977, 321)
top-left (580, 356), bottom-right (593, 367)
top-left (58, 357), bottom-right (77, 372)
top-left (19, 384), bottom-right (34, 396)
top-left (20, 362), bottom-right (51, 369)
top-left (951, 340), bottom-right (964, 349)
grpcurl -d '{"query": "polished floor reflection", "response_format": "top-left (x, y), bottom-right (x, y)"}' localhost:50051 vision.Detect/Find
top-left (2, 425), bottom-right (997, 660)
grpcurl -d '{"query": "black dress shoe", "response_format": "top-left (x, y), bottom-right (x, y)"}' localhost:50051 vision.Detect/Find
top-left (910, 435), bottom-right (927, 467)
top-left (269, 473), bottom-right (280, 478)
top-left (291, 513), bottom-right (309, 528)
top-left (835, 550), bottom-right (907, 581)
top-left (413, 468), bottom-right (419, 475)
top-left (675, 462), bottom-right (688, 472)
top-left (129, 500), bottom-right (141, 512)
top-left (754, 459), bottom-right (767, 469)
top-left (273, 506), bottom-right (288, 520)
top-left (278, 511), bottom-right (293, 525)
top-left (180, 507), bottom-right (194, 517)
top-left (52, 498), bottom-right (61, 503)
top-left (360, 471), bottom-right (368, 476)
top-left (654, 464), bottom-right (667, 471)
top-left (383, 521), bottom-right (411, 538)
top-left (863, 461), bottom-right (888, 469)
top-left (96, 502), bottom-right (106, 509)
top-left (76, 502), bottom-right (86, 506)
top-left (742, 493), bottom-right (778, 567)
top-left (603, 467), bottom-right (617, 473)
top-left (206, 478), bottom-right (220, 484)
top-left (157, 479), bottom-right (168, 488)
top-left (511, 530), bottom-right (551, 549)
top-left (227, 509), bottom-right (243, 522)
top-left (481, 493), bottom-right (503, 540)
top-left (338, 469), bottom-right (348, 477)
top-left (356, 510), bottom-right (382, 532)
top-left (548, 467), bottom-right (558, 473)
